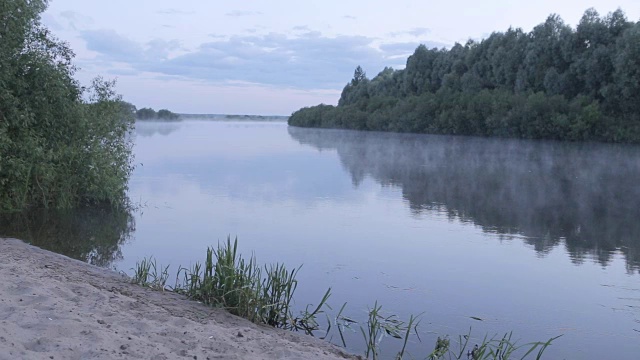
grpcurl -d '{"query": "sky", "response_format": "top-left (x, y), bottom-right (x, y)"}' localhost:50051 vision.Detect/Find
top-left (41, 0), bottom-right (640, 115)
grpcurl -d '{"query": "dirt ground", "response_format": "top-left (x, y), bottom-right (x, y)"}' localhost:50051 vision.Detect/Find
top-left (0, 238), bottom-right (359, 360)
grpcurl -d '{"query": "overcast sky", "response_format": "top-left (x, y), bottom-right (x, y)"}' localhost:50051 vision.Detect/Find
top-left (42, 0), bottom-right (640, 115)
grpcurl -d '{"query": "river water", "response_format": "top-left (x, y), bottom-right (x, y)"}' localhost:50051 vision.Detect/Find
top-left (2, 119), bottom-right (639, 359)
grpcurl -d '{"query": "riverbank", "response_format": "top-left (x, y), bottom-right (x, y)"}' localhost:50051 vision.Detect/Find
top-left (0, 238), bottom-right (359, 360)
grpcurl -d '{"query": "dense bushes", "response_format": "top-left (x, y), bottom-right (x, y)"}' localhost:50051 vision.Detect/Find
top-left (0, 1), bottom-right (134, 211)
top-left (289, 8), bottom-right (640, 143)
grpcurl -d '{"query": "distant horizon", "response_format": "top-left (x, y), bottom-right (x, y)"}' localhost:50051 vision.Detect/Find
top-left (178, 113), bottom-right (290, 118)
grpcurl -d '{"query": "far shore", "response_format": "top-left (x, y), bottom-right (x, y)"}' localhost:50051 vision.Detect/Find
top-left (0, 238), bottom-right (359, 360)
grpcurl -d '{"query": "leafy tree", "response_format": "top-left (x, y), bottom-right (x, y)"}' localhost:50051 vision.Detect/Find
top-left (352, 65), bottom-right (367, 85)
top-left (119, 101), bottom-right (137, 116)
top-left (612, 22), bottom-right (640, 116)
top-left (338, 66), bottom-right (370, 106)
top-left (136, 107), bottom-right (157, 119)
top-left (0, 0), bottom-right (134, 210)
top-left (157, 108), bottom-right (180, 120)
top-left (368, 67), bottom-right (399, 98)
top-left (289, 7), bottom-right (640, 144)
top-left (135, 107), bottom-right (180, 120)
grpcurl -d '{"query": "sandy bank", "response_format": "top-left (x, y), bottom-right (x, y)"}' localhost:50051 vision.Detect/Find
top-left (0, 238), bottom-right (359, 360)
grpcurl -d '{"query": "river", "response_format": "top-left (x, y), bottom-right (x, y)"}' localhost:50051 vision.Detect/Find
top-left (2, 119), bottom-right (639, 359)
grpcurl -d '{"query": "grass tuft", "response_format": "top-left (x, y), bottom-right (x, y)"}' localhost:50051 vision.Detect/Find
top-left (173, 236), bottom-right (331, 332)
top-left (129, 237), bottom-right (560, 359)
top-left (131, 256), bottom-right (169, 290)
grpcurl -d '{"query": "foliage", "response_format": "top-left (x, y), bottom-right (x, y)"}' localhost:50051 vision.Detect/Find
top-left (135, 107), bottom-right (180, 121)
top-left (131, 238), bottom-right (558, 359)
top-left (418, 330), bottom-right (561, 360)
top-left (131, 257), bottom-right (170, 290)
top-left (330, 306), bottom-right (558, 360)
top-left (157, 109), bottom-right (180, 120)
top-left (136, 107), bottom-right (157, 119)
top-left (119, 101), bottom-right (137, 116)
top-left (356, 301), bottom-right (421, 360)
top-left (173, 236), bottom-right (331, 334)
top-left (289, 8), bottom-right (640, 143)
top-left (0, 0), bottom-right (134, 211)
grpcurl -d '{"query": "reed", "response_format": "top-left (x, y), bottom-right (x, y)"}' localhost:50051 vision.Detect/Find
top-left (320, 301), bottom-right (558, 359)
top-left (130, 238), bottom-right (559, 359)
top-left (428, 329), bottom-right (562, 360)
top-left (131, 256), bottom-right (169, 290)
top-left (173, 236), bottom-right (331, 333)
top-left (352, 302), bottom-right (422, 360)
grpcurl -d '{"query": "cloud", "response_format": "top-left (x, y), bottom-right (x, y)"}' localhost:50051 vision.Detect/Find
top-left (107, 68), bottom-right (141, 76)
top-left (406, 27), bottom-right (432, 37)
top-left (146, 39), bottom-right (183, 58)
top-left (41, 13), bottom-right (64, 31)
top-left (82, 29), bottom-right (144, 62)
top-left (157, 9), bottom-right (194, 15)
top-left (226, 10), bottom-right (263, 17)
top-left (379, 42), bottom-right (419, 57)
top-left (58, 10), bottom-right (93, 30)
top-left (81, 29), bottom-right (182, 73)
top-left (80, 30), bottom-right (420, 89)
top-left (389, 27), bottom-right (432, 37)
top-left (343, 15), bottom-right (357, 20)
top-left (59, 10), bottom-right (79, 21)
top-left (379, 40), bottom-right (448, 57)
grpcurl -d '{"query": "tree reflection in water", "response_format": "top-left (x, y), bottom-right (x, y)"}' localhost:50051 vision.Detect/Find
top-left (289, 126), bottom-right (640, 274)
top-left (0, 206), bottom-right (135, 268)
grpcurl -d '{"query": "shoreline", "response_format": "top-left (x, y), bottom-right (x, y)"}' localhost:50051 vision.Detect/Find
top-left (0, 238), bottom-right (359, 360)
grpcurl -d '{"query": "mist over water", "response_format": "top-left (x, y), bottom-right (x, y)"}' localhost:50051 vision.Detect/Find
top-left (289, 127), bottom-right (640, 273)
top-left (2, 120), bottom-right (639, 359)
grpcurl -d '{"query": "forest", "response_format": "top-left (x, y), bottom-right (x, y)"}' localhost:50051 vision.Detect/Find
top-left (289, 8), bottom-right (640, 143)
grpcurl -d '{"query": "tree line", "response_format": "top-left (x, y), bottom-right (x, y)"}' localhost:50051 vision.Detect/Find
top-left (120, 102), bottom-right (180, 121)
top-left (0, 0), bottom-right (134, 211)
top-left (289, 8), bottom-right (640, 143)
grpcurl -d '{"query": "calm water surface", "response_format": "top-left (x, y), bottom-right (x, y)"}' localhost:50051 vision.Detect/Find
top-left (2, 119), bottom-right (640, 359)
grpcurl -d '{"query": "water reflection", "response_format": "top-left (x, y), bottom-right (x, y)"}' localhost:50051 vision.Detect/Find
top-left (288, 127), bottom-right (640, 273)
top-left (135, 121), bottom-right (181, 137)
top-left (0, 207), bottom-right (135, 268)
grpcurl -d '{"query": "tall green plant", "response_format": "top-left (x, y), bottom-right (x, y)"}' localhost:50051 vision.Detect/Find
top-left (175, 236), bottom-right (332, 332)
top-left (0, 0), bottom-right (134, 211)
top-left (139, 238), bottom-right (559, 359)
top-left (289, 9), bottom-right (640, 144)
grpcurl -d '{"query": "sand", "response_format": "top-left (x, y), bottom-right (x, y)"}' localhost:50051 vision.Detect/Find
top-left (0, 238), bottom-right (360, 360)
